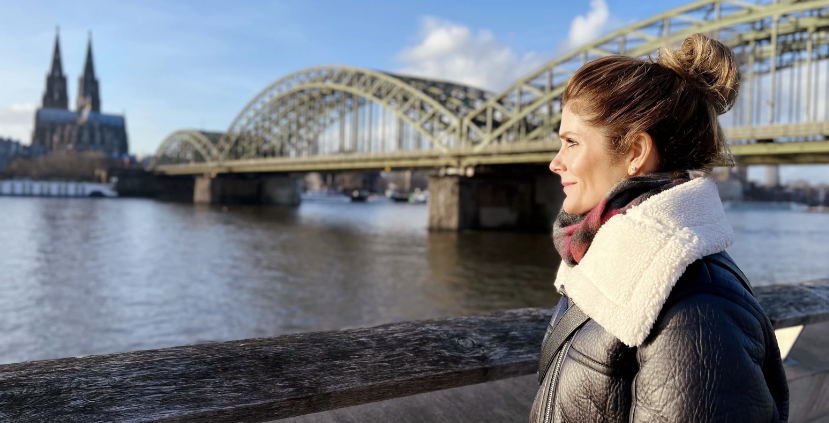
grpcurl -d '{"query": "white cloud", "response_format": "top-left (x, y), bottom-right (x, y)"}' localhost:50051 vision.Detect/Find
top-left (0, 103), bottom-right (36, 143)
top-left (395, 17), bottom-right (543, 92)
top-left (566, 0), bottom-right (611, 49)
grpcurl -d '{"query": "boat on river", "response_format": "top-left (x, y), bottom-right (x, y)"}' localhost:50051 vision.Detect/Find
top-left (0, 179), bottom-right (118, 198)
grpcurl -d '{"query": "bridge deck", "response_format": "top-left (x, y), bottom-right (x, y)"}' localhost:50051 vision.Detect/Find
top-left (153, 134), bottom-right (829, 175)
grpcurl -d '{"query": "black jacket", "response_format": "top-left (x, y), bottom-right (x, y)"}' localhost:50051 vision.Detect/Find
top-left (530, 253), bottom-right (789, 422)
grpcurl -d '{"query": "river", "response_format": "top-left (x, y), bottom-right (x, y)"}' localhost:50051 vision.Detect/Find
top-left (1, 196), bottom-right (828, 365)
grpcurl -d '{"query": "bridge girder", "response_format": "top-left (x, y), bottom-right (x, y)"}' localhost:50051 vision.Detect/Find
top-left (463, 0), bottom-right (829, 151)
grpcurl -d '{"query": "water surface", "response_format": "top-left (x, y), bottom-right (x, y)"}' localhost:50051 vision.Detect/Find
top-left (1, 197), bottom-right (827, 365)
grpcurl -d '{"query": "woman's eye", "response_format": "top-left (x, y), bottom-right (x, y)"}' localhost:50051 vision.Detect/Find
top-left (566, 139), bottom-right (578, 148)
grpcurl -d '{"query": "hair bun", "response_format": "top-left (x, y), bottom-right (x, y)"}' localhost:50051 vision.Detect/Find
top-left (657, 33), bottom-right (740, 115)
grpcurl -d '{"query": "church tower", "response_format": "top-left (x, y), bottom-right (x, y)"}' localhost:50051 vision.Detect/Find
top-left (76, 33), bottom-right (100, 113)
top-left (42, 28), bottom-right (68, 109)
top-left (33, 28), bottom-right (127, 156)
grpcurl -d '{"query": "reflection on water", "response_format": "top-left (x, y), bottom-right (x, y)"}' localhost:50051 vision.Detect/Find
top-left (1, 197), bottom-right (827, 365)
top-left (726, 210), bottom-right (829, 286)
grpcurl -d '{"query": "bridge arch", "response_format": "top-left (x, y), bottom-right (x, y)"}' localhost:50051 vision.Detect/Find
top-left (151, 130), bottom-right (222, 167)
top-left (217, 66), bottom-right (493, 161)
top-left (151, 0), bottom-right (829, 174)
top-left (464, 0), bottom-right (829, 150)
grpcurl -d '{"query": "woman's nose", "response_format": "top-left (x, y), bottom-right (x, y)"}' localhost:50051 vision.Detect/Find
top-left (549, 150), bottom-right (564, 174)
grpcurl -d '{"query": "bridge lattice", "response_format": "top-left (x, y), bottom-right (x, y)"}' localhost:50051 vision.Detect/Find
top-left (153, 0), bottom-right (829, 175)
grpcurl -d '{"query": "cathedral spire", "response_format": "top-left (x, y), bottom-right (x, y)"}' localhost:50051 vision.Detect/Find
top-left (49, 27), bottom-right (64, 77)
top-left (77, 31), bottom-right (101, 113)
top-left (42, 27), bottom-right (68, 109)
top-left (82, 32), bottom-right (96, 80)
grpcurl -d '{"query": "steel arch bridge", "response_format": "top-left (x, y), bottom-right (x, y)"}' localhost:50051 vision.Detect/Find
top-left (152, 0), bottom-right (829, 175)
top-left (154, 130), bottom-right (223, 166)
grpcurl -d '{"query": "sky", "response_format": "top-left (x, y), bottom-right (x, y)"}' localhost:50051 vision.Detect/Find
top-left (1, 0), bottom-right (828, 184)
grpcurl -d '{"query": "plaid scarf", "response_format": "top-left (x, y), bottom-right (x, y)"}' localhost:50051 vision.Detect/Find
top-left (553, 171), bottom-right (691, 267)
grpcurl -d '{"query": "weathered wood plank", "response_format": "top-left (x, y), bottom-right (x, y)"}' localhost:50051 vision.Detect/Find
top-left (755, 280), bottom-right (829, 328)
top-left (0, 308), bottom-right (551, 423)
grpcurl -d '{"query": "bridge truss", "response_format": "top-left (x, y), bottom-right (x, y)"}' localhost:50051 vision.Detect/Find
top-left (153, 0), bottom-right (829, 175)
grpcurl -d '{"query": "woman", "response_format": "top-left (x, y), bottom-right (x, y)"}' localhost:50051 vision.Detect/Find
top-left (530, 33), bottom-right (789, 422)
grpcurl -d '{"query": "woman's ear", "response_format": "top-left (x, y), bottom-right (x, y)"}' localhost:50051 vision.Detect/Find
top-left (627, 132), bottom-right (659, 176)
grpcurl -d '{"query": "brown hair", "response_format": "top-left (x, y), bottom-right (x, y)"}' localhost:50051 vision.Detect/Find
top-left (561, 33), bottom-right (740, 171)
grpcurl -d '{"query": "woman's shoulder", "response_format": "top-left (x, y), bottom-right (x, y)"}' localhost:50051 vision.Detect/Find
top-left (657, 252), bottom-right (771, 341)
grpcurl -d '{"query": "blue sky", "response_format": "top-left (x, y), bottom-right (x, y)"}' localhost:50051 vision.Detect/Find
top-left (1, 0), bottom-right (828, 184)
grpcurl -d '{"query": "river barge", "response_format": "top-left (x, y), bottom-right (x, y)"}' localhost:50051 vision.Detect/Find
top-left (0, 179), bottom-right (118, 198)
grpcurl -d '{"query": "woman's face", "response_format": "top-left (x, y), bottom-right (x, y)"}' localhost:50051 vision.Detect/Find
top-left (550, 106), bottom-right (630, 215)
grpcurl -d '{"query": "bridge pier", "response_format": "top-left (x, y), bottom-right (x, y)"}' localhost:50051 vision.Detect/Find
top-left (428, 167), bottom-right (564, 232)
top-left (193, 174), bottom-right (301, 206)
top-left (766, 165), bottom-right (780, 187)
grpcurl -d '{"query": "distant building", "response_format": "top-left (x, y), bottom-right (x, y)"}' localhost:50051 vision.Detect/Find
top-left (0, 138), bottom-right (47, 174)
top-left (31, 30), bottom-right (128, 157)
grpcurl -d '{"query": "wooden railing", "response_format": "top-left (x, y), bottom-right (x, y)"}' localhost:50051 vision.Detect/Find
top-left (0, 281), bottom-right (827, 422)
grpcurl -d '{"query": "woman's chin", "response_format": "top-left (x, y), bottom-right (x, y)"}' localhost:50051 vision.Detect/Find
top-left (562, 199), bottom-right (591, 215)
top-left (561, 201), bottom-right (580, 215)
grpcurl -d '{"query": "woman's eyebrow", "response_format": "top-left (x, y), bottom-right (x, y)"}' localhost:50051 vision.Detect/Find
top-left (559, 131), bottom-right (578, 139)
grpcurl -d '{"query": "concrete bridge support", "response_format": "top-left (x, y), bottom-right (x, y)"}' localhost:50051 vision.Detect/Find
top-left (193, 174), bottom-right (301, 206)
top-left (428, 168), bottom-right (564, 232)
top-left (766, 165), bottom-right (780, 187)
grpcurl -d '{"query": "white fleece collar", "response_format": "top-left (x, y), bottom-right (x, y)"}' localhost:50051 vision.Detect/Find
top-left (554, 177), bottom-right (734, 347)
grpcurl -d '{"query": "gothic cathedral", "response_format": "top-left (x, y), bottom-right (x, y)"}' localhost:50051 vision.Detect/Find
top-left (31, 30), bottom-right (129, 157)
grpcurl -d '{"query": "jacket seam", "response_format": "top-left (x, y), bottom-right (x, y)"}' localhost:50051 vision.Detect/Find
top-left (568, 345), bottom-right (637, 379)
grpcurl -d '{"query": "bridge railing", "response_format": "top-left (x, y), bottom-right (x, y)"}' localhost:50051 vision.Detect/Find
top-left (0, 281), bottom-right (827, 422)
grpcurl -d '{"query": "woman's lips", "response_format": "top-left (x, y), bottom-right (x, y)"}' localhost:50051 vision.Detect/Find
top-left (562, 182), bottom-right (576, 190)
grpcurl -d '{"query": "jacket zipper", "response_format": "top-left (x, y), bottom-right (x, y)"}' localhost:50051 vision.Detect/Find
top-left (629, 375), bottom-right (637, 423)
top-left (629, 348), bottom-right (642, 423)
top-left (543, 337), bottom-right (575, 423)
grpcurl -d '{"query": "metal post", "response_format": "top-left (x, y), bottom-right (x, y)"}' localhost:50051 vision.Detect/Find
top-left (714, 2), bottom-right (721, 40)
top-left (619, 35), bottom-right (626, 55)
top-left (432, 113), bottom-right (439, 149)
top-left (339, 93), bottom-right (345, 153)
top-left (367, 101), bottom-right (373, 153)
top-left (352, 94), bottom-right (359, 152)
top-left (788, 54), bottom-right (794, 123)
top-left (823, 36), bottom-right (829, 120)
top-left (397, 117), bottom-right (404, 151)
top-left (301, 98), bottom-right (309, 156)
top-left (380, 104), bottom-right (386, 152)
top-left (769, 16), bottom-right (778, 124)
top-left (796, 47), bottom-right (802, 123)
top-left (813, 37), bottom-right (821, 122)
top-left (748, 39), bottom-right (755, 127)
top-left (547, 69), bottom-right (553, 125)
top-left (807, 29), bottom-right (814, 122)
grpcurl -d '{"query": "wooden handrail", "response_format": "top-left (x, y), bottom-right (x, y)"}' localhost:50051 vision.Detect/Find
top-left (0, 280), bottom-right (827, 422)
top-left (755, 280), bottom-right (829, 328)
